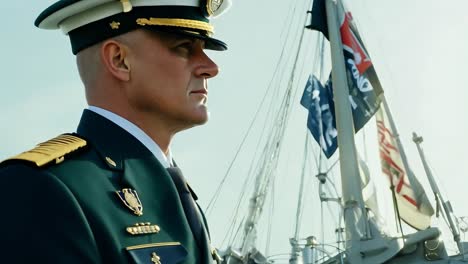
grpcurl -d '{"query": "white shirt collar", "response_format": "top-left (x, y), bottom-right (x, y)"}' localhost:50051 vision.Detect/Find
top-left (87, 106), bottom-right (173, 168)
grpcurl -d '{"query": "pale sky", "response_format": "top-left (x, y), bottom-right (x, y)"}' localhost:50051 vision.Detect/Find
top-left (1, 0), bottom-right (467, 261)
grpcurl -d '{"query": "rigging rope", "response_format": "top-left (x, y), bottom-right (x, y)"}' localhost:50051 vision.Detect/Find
top-left (292, 131), bottom-right (312, 243)
top-left (238, 0), bottom-right (313, 252)
top-left (209, 0), bottom-right (356, 257)
top-left (215, 0), bottom-right (311, 249)
top-left (206, 0), bottom-right (307, 217)
top-left (265, 181), bottom-right (276, 256)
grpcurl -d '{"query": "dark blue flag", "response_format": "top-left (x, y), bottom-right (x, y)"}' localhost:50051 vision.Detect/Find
top-left (301, 75), bottom-right (338, 158)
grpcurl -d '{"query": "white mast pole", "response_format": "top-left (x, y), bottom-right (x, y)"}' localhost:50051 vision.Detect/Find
top-left (381, 97), bottom-right (422, 201)
top-left (324, 0), bottom-right (367, 262)
top-left (412, 133), bottom-right (465, 259)
top-left (381, 98), bottom-right (411, 179)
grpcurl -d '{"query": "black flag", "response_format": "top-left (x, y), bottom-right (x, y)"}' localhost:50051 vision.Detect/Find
top-left (308, 0), bottom-right (328, 38)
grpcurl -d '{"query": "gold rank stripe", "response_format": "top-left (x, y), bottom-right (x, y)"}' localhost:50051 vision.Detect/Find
top-left (136, 18), bottom-right (214, 35)
top-left (4, 134), bottom-right (87, 167)
top-left (126, 242), bottom-right (181, 250)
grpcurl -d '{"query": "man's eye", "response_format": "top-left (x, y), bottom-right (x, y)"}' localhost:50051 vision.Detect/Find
top-left (173, 42), bottom-right (194, 56)
top-left (178, 43), bottom-right (192, 51)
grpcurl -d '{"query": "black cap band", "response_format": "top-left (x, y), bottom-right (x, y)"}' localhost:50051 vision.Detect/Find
top-left (68, 6), bottom-right (225, 54)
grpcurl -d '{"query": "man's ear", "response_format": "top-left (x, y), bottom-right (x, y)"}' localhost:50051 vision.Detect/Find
top-left (101, 40), bottom-right (131, 81)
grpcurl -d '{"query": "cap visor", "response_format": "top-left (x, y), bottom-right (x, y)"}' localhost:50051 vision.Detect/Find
top-left (144, 27), bottom-right (227, 51)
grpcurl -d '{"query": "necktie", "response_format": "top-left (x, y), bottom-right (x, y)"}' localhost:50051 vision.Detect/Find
top-left (166, 167), bottom-right (204, 249)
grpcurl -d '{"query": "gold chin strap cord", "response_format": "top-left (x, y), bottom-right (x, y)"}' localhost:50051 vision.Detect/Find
top-left (120, 0), bottom-right (133, 13)
top-left (136, 18), bottom-right (214, 36)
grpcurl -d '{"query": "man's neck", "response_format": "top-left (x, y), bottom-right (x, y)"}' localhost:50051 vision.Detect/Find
top-left (87, 105), bottom-right (174, 168)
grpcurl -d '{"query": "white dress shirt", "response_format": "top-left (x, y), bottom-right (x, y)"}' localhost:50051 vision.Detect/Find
top-left (87, 106), bottom-right (173, 168)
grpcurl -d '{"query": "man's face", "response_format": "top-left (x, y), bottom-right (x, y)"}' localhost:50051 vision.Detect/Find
top-left (125, 30), bottom-right (219, 132)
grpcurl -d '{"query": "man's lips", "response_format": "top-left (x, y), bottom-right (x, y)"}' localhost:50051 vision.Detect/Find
top-left (190, 89), bottom-right (208, 95)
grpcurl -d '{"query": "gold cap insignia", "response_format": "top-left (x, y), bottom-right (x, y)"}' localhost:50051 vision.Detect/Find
top-left (116, 188), bottom-right (143, 216)
top-left (120, 0), bottom-right (133, 13)
top-left (206, 0), bottom-right (223, 16)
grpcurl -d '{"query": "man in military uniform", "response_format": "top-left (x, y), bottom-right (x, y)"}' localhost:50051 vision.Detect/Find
top-left (0, 0), bottom-right (230, 263)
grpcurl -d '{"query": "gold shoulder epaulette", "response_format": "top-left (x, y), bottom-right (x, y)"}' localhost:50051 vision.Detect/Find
top-left (2, 134), bottom-right (87, 167)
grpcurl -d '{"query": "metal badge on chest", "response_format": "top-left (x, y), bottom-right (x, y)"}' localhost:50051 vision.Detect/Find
top-left (116, 188), bottom-right (143, 216)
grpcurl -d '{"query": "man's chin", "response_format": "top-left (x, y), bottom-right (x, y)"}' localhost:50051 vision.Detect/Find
top-left (193, 106), bottom-right (210, 124)
top-left (192, 114), bottom-right (209, 126)
top-left (176, 112), bottom-right (209, 131)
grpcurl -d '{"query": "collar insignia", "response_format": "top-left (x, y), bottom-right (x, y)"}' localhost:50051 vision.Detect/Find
top-left (116, 188), bottom-right (143, 216)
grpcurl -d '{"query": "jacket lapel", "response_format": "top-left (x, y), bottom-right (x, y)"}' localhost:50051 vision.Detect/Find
top-left (76, 109), bottom-right (212, 263)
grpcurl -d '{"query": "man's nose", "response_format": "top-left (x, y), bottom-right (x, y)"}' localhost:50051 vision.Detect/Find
top-left (194, 50), bottom-right (219, 78)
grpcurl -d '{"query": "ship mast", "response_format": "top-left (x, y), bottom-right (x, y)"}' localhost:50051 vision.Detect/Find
top-left (324, 0), bottom-right (367, 262)
top-left (413, 133), bottom-right (466, 259)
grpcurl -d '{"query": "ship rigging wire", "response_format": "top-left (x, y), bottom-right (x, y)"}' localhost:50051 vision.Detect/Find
top-left (205, 0), bottom-right (353, 258)
top-left (205, 0), bottom-right (308, 218)
top-left (210, 0), bottom-right (315, 251)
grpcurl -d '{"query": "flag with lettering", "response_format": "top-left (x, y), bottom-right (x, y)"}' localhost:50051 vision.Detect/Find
top-left (377, 107), bottom-right (434, 230)
top-left (309, 0), bottom-right (383, 132)
top-left (300, 75), bottom-right (338, 158)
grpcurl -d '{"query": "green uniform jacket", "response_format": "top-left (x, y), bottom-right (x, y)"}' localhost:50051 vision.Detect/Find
top-left (0, 109), bottom-right (214, 264)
